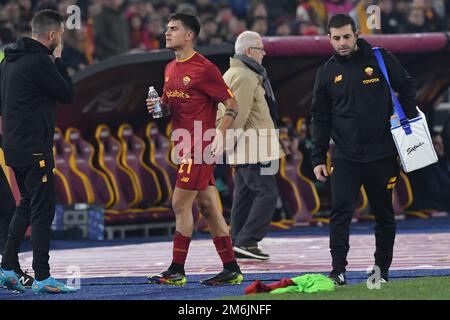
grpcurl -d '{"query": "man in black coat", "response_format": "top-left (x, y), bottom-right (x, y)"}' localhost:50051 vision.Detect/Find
top-left (310, 14), bottom-right (417, 285)
top-left (0, 10), bottom-right (77, 293)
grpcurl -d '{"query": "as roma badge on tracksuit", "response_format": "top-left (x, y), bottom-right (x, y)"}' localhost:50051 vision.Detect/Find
top-left (365, 67), bottom-right (374, 76)
top-left (182, 75), bottom-right (191, 86)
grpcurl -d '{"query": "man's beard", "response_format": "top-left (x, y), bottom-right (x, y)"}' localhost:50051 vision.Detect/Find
top-left (49, 39), bottom-right (58, 52)
top-left (336, 43), bottom-right (358, 58)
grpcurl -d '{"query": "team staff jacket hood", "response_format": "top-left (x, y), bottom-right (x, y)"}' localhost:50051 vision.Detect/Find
top-left (0, 37), bottom-right (73, 166)
top-left (310, 38), bottom-right (417, 167)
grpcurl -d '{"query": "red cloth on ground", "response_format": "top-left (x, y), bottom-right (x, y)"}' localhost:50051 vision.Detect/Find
top-left (244, 278), bottom-right (295, 294)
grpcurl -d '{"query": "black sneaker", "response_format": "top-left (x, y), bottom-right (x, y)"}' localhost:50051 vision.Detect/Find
top-left (17, 269), bottom-right (34, 288)
top-left (233, 246), bottom-right (269, 260)
top-left (328, 270), bottom-right (346, 286)
top-left (147, 269), bottom-right (186, 286)
top-left (200, 269), bottom-right (243, 286)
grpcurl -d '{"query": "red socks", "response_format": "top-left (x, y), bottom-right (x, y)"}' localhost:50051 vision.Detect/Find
top-left (172, 232), bottom-right (191, 265)
top-left (171, 234), bottom-right (239, 274)
top-left (213, 236), bottom-right (236, 264)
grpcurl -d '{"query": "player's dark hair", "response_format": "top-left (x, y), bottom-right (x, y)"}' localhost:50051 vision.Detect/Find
top-left (169, 12), bottom-right (201, 39)
top-left (327, 13), bottom-right (356, 34)
top-left (31, 9), bottom-right (64, 38)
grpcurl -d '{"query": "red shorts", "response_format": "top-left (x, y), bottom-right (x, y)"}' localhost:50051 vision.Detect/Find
top-left (175, 159), bottom-right (216, 191)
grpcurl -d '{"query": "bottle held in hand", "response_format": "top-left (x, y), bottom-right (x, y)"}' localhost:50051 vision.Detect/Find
top-left (148, 86), bottom-right (163, 119)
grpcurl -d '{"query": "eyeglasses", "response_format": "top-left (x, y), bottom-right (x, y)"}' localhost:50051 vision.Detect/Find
top-left (250, 47), bottom-right (266, 53)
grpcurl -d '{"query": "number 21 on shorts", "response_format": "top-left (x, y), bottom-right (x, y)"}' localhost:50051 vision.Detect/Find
top-left (179, 158), bottom-right (193, 174)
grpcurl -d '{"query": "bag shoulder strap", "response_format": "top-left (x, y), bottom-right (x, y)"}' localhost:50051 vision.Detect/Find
top-left (372, 47), bottom-right (411, 134)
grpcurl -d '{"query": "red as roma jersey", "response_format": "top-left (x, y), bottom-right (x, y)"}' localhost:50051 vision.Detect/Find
top-left (162, 52), bottom-right (233, 159)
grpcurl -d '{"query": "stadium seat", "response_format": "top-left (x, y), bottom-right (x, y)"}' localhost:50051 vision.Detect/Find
top-left (64, 127), bottom-right (174, 237)
top-left (117, 123), bottom-right (163, 207)
top-left (143, 122), bottom-right (174, 206)
top-left (65, 127), bottom-right (114, 207)
top-left (297, 162), bottom-right (325, 223)
top-left (393, 170), bottom-right (414, 217)
top-left (94, 124), bottom-right (174, 226)
top-left (0, 146), bottom-right (19, 205)
top-left (292, 138), bottom-right (321, 216)
top-left (295, 117), bottom-right (306, 137)
top-left (277, 130), bottom-right (315, 225)
top-left (165, 121), bottom-right (173, 139)
top-left (95, 124), bottom-right (142, 209)
top-left (56, 127), bottom-right (97, 204)
top-left (53, 127), bottom-right (74, 205)
top-left (277, 161), bottom-right (305, 224)
top-left (144, 122), bottom-right (178, 192)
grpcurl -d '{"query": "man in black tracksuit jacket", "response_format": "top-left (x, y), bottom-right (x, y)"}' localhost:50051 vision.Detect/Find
top-left (0, 10), bottom-right (74, 291)
top-left (311, 14), bottom-right (417, 285)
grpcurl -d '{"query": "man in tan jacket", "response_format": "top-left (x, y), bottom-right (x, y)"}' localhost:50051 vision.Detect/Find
top-left (217, 31), bottom-right (284, 260)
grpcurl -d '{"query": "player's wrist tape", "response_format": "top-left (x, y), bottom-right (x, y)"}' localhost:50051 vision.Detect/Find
top-left (224, 109), bottom-right (238, 119)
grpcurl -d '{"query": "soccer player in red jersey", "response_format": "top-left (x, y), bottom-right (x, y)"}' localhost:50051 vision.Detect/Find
top-left (146, 13), bottom-right (242, 286)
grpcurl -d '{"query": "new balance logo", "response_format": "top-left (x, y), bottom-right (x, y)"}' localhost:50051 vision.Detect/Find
top-left (17, 271), bottom-right (34, 288)
top-left (329, 271), bottom-right (346, 285)
top-left (19, 275), bottom-right (32, 287)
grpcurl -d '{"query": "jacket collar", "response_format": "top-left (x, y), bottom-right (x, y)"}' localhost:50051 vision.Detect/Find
top-left (229, 57), bottom-right (263, 80)
top-left (4, 37), bottom-right (52, 62)
top-left (230, 57), bottom-right (247, 68)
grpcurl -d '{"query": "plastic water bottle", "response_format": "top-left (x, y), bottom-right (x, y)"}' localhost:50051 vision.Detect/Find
top-left (148, 86), bottom-right (163, 119)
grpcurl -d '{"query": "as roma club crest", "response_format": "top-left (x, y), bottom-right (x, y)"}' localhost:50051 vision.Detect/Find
top-left (365, 67), bottom-right (374, 76)
top-left (182, 75), bottom-right (191, 86)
